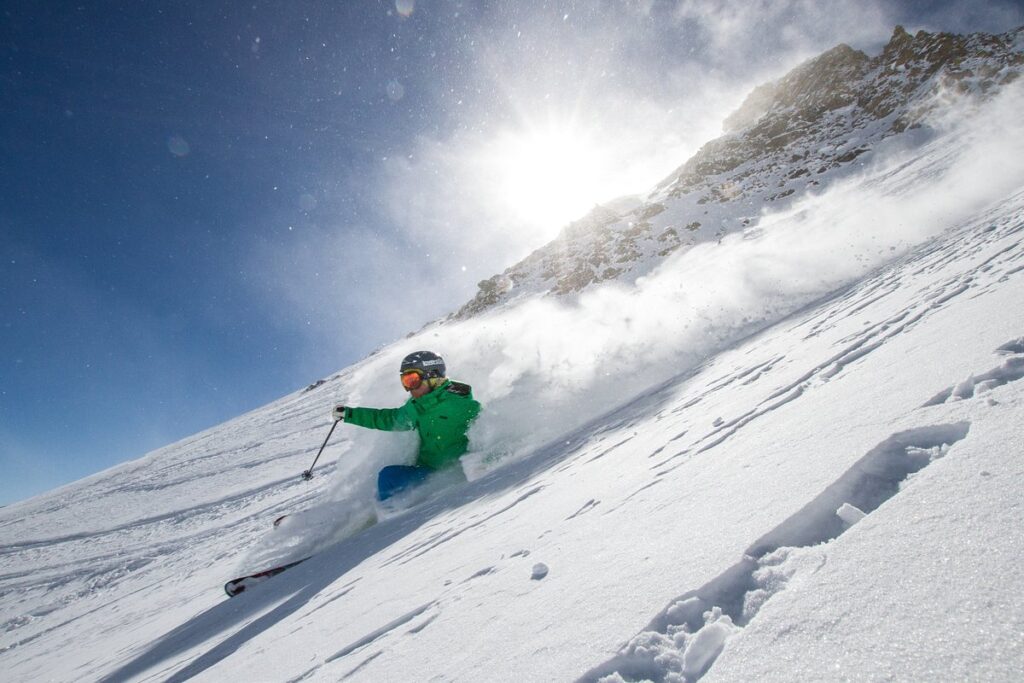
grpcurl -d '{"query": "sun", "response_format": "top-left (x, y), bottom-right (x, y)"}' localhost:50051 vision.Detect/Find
top-left (489, 119), bottom-right (607, 232)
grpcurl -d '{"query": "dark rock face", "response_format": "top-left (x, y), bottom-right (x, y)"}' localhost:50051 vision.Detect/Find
top-left (454, 26), bottom-right (1023, 320)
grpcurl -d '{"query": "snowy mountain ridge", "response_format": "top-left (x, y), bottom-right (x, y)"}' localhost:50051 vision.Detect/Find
top-left (456, 25), bottom-right (1024, 318)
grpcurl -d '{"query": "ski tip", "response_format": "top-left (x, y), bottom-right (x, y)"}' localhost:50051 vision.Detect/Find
top-left (224, 574), bottom-right (264, 598)
top-left (223, 558), bottom-right (311, 598)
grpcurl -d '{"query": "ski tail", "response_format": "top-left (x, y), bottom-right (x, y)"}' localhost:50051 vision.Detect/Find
top-left (224, 558), bottom-right (309, 597)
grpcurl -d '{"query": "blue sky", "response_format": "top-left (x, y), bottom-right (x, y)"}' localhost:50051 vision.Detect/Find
top-left (2, 1), bottom-right (1022, 506)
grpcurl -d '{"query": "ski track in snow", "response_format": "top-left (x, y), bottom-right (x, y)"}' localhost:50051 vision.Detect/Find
top-left (580, 423), bottom-right (972, 682)
top-left (643, 194), bottom-right (1024, 476)
top-left (2, 182), bottom-right (1024, 679)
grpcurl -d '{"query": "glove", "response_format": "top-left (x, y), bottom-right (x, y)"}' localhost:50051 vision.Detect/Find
top-left (332, 405), bottom-right (347, 421)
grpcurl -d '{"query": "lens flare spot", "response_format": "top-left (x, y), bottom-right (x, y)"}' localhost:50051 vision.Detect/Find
top-left (168, 135), bottom-right (190, 157)
top-left (396, 0), bottom-right (415, 18)
top-left (387, 79), bottom-right (405, 101)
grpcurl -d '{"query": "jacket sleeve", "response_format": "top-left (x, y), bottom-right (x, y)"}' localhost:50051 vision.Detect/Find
top-left (344, 401), bottom-right (418, 432)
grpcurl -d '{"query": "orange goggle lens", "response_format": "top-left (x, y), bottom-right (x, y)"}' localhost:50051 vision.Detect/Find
top-left (400, 371), bottom-right (424, 390)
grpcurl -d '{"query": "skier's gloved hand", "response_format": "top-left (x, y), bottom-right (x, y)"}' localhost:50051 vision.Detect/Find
top-left (331, 405), bottom-right (347, 421)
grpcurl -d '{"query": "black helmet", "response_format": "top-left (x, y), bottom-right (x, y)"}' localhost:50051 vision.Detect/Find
top-left (400, 350), bottom-right (446, 379)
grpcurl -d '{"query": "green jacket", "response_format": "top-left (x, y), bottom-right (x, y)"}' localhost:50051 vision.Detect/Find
top-left (343, 380), bottom-right (481, 471)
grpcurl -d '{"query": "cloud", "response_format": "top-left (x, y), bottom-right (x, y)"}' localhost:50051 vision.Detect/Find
top-left (667, 0), bottom-right (1024, 58)
top-left (897, 0), bottom-right (1024, 35)
top-left (671, 0), bottom-right (891, 54)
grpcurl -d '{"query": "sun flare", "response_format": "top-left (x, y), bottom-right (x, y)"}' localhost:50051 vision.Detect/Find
top-left (490, 120), bottom-right (606, 231)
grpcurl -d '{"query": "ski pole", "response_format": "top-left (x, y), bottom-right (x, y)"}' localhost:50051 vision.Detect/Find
top-left (302, 418), bottom-right (340, 481)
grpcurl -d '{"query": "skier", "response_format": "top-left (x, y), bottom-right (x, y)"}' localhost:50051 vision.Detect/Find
top-left (332, 351), bottom-right (481, 501)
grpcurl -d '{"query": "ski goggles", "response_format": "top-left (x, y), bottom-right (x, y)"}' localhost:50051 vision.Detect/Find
top-left (400, 370), bottom-right (424, 391)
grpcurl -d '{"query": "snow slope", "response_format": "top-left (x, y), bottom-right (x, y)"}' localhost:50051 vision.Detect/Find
top-left (2, 86), bottom-right (1024, 683)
